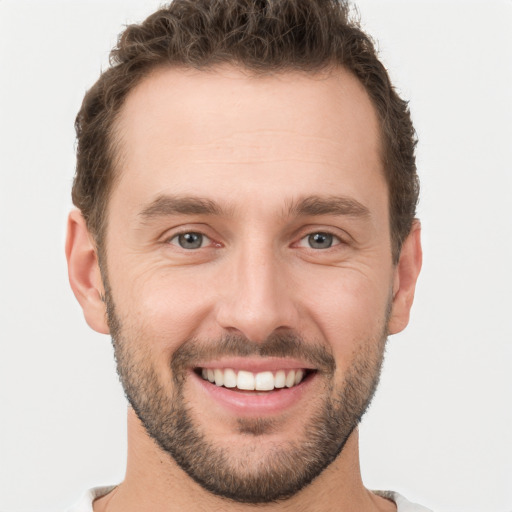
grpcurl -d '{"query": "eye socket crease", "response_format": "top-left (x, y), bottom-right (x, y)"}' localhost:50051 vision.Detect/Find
top-left (137, 194), bottom-right (371, 251)
top-left (164, 228), bottom-right (348, 253)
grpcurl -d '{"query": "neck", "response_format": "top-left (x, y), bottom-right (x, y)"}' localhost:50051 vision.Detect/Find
top-left (94, 408), bottom-right (395, 512)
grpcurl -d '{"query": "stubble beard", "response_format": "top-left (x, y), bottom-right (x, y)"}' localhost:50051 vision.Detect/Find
top-left (105, 289), bottom-right (389, 504)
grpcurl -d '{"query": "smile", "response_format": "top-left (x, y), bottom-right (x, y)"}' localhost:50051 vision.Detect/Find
top-left (197, 368), bottom-right (311, 391)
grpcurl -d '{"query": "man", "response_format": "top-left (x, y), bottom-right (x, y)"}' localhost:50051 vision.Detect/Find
top-left (65, 0), bottom-right (425, 510)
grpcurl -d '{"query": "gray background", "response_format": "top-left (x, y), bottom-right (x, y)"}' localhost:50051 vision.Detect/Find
top-left (0, 1), bottom-right (511, 511)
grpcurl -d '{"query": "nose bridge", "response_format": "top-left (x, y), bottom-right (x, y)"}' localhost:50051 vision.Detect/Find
top-left (216, 235), bottom-right (297, 342)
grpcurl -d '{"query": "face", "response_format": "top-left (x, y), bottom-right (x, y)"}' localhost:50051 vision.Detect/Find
top-left (102, 66), bottom-right (396, 502)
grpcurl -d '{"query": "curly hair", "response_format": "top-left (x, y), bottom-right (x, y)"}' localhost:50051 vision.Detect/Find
top-left (73, 0), bottom-right (418, 262)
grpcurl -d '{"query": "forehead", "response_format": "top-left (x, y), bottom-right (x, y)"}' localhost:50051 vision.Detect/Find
top-left (111, 65), bottom-right (385, 218)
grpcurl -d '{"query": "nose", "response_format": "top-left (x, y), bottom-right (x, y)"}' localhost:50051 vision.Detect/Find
top-left (215, 242), bottom-right (300, 343)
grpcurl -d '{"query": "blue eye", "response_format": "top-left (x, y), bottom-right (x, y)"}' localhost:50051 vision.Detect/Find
top-left (170, 232), bottom-right (208, 249)
top-left (308, 233), bottom-right (333, 249)
top-left (298, 232), bottom-right (340, 249)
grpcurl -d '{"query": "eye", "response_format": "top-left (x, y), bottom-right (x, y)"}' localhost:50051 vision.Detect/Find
top-left (169, 232), bottom-right (210, 249)
top-left (299, 232), bottom-right (340, 249)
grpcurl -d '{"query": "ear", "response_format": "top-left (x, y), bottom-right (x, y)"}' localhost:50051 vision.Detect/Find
top-left (65, 209), bottom-right (109, 334)
top-left (388, 220), bottom-right (422, 335)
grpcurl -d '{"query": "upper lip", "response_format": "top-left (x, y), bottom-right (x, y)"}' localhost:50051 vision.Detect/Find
top-left (193, 357), bottom-right (317, 373)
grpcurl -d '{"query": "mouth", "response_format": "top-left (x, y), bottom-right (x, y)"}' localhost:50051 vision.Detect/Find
top-left (195, 367), bottom-right (315, 392)
top-left (190, 358), bottom-right (320, 415)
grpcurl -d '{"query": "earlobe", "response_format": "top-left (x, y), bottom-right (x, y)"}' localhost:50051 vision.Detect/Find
top-left (388, 220), bottom-right (423, 335)
top-left (65, 209), bottom-right (110, 334)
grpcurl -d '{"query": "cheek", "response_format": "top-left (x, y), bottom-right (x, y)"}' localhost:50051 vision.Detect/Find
top-left (108, 249), bottom-right (393, 368)
top-left (111, 264), bottom-right (217, 358)
top-left (297, 267), bottom-right (392, 360)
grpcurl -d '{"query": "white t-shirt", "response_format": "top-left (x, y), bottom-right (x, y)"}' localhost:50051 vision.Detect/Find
top-left (66, 486), bottom-right (433, 511)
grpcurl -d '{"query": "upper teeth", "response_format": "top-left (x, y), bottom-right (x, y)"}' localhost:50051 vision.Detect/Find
top-left (201, 368), bottom-right (305, 391)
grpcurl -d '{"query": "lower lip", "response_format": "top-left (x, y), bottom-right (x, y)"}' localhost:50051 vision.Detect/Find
top-left (191, 371), bottom-right (317, 416)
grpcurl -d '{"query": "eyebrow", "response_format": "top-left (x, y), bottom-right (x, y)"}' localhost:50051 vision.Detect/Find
top-left (138, 195), bottom-right (231, 220)
top-left (286, 195), bottom-right (370, 218)
top-left (138, 194), bottom-right (370, 221)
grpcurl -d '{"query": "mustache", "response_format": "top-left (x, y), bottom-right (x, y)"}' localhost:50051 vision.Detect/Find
top-left (171, 332), bottom-right (336, 377)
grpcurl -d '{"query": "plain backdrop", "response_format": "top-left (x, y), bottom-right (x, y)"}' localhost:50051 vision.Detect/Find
top-left (0, 1), bottom-right (511, 511)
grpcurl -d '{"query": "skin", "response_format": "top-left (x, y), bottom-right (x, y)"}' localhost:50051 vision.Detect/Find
top-left (66, 65), bottom-right (422, 512)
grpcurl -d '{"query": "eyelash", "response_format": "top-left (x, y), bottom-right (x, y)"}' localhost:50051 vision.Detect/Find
top-left (167, 231), bottom-right (214, 250)
top-left (296, 232), bottom-right (343, 250)
top-left (165, 230), bottom-right (344, 251)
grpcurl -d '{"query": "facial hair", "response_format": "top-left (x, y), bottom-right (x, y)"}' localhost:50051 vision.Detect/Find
top-left (105, 288), bottom-right (389, 504)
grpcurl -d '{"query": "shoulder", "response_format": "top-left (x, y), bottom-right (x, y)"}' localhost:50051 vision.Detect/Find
top-left (65, 486), bottom-right (117, 512)
top-left (374, 490), bottom-right (433, 512)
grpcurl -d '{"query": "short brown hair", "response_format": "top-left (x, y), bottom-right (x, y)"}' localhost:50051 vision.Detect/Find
top-left (73, 0), bottom-right (418, 262)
